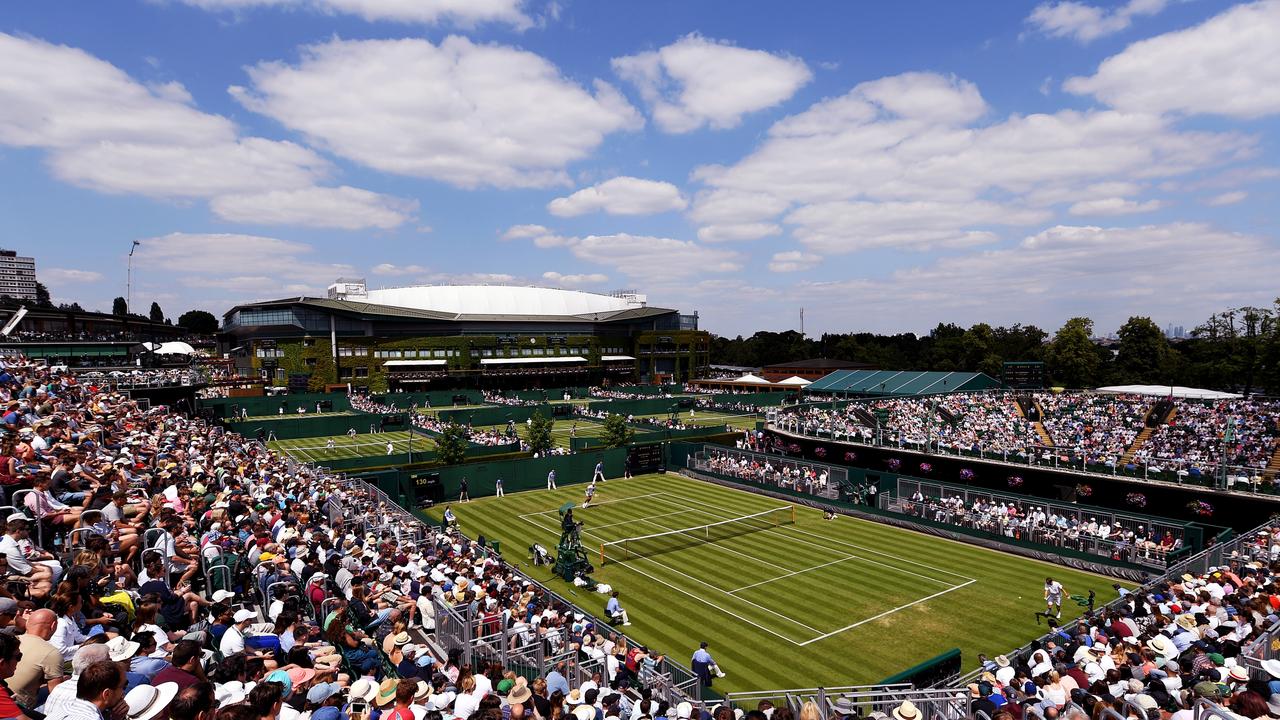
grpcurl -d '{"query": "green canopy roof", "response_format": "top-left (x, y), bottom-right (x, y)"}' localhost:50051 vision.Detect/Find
top-left (805, 370), bottom-right (1002, 396)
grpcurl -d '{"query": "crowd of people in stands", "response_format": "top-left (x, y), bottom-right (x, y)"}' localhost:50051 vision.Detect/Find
top-left (895, 492), bottom-right (1182, 563)
top-left (479, 392), bottom-right (539, 407)
top-left (956, 525), bottom-right (1280, 720)
top-left (695, 450), bottom-right (833, 497)
top-left (1140, 399), bottom-right (1280, 472)
top-left (6, 331), bottom-right (209, 343)
top-left (0, 354), bottom-right (720, 720)
top-left (350, 395), bottom-right (520, 449)
top-left (588, 387), bottom-right (674, 400)
top-left (777, 392), bottom-right (1280, 477)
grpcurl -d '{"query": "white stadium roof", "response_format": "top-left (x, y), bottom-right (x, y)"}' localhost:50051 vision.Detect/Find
top-left (364, 285), bottom-right (645, 317)
top-left (1095, 385), bottom-right (1242, 400)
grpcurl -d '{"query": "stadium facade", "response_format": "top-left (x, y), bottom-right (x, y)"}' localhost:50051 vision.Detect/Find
top-left (219, 280), bottom-right (710, 389)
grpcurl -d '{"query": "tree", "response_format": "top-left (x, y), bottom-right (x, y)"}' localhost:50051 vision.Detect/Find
top-left (436, 423), bottom-right (468, 466)
top-left (34, 283), bottom-right (51, 308)
top-left (1045, 317), bottom-right (1101, 388)
top-left (58, 302), bottom-right (84, 312)
top-left (1114, 316), bottom-right (1172, 384)
top-left (526, 411), bottom-right (554, 455)
top-left (601, 413), bottom-right (634, 449)
top-left (148, 302), bottom-right (165, 323)
top-left (112, 297), bottom-right (128, 316)
top-left (368, 371), bottom-right (389, 394)
top-left (177, 310), bottom-right (218, 334)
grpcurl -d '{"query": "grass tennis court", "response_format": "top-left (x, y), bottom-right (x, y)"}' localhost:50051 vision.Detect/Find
top-left (268, 430), bottom-right (435, 463)
top-left (414, 404), bottom-right (494, 413)
top-left (629, 410), bottom-right (760, 432)
top-left (470, 417), bottom-right (609, 450)
top-left (425, 473), bottom-right (1127, 691)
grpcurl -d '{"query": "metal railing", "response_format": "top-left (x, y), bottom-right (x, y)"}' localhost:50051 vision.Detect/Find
top-left (884, 478), bottom-right (1183, 569)
top-left (689, 448), bottom-right (846, 499)
top-left (768, 420), bottom-right (1277, 492)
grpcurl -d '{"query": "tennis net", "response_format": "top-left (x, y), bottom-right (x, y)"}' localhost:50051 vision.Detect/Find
top-left (599, 506), bottom-right (795, 565)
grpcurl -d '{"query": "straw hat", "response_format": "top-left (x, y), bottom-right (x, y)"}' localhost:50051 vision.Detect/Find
top-left (573, 706), bottom-right (597, 720)
top-left (507, 677), bottom-right (532, 705)
top-left (126, 682), bottom-right (180, 720)
top-left (348, 677), bottom-right (379, 703)
top-left (892, 701), bottom-right (922, 720)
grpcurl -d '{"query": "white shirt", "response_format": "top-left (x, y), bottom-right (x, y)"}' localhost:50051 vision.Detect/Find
top-left (51, 615), bottom-right (90, 660)
top-left (220, 624), bottom-right (246, 656)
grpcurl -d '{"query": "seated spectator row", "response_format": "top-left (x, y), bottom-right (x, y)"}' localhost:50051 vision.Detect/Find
top-left (777, 392), bottom-right (1280, 474)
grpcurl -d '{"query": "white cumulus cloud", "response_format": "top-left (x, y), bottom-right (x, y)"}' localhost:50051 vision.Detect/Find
top-left (233, 36), bottom-right (642, 189)
top-left (371, 263), bottom-right (430, 276)
top-left (1065, 1), bottom-right (1280, 118)
top-left (1027, 0), bottom-right (1170, 43)
top-left (42, 268), bottom-right (105, 284)
top-left (1067, 197), bottom-right (1164, 216)
top-left (768, 251), bottom-right (822, 273)
top-left (1205, 191), bottom-right (1248, 206)
top-left (172, 0), bottom-right (531, 28)
top-left (542, 271), bottom-right (609, 286)
top-left (548, 176), bottom-right (686, 217)
top-left (569, 233), bottom-right (741, 280)
top-left (612, 34), bottom-right (811, 133)
top-left (210, 186), bottom-right (418, 229)
top-left (134, 232), bottom-right (354, 300)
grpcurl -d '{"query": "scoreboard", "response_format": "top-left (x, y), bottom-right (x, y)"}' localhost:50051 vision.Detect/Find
top-left (626, 443), bottom-right (664, 473)
top-left (1002, 361), bottom-right (1045, 389)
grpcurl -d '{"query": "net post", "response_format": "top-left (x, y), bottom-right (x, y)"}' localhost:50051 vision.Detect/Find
top-left (600, 544), bottom-right (606, 567)
top-left (791, 506), bottom-right (796, 525)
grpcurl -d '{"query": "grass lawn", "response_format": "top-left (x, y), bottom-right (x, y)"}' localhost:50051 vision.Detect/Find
top-left (241, 410), bottom-right (357, 421)
top-left (425, 473), bottom-right (1129, 692)
top-left (471, 417), bottom-right (609, 450)
top-left (413, 404), bottom-right (494, 413)
top-left (268, 430), bottom-right (435, 463)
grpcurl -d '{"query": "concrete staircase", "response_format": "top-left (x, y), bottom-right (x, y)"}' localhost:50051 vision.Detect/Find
top-left (1265, 442), bottom-right (1280, 480)
top-left (1121, 405), bottom-right (1174, 465)
top-left (1013, 397), bottom-right (1054, 447)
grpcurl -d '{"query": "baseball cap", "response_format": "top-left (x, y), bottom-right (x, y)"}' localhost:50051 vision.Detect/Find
top-left (233, 609), bottom-right (257, 623)
top-left (0, 598), bottom-right (17, 616)
top-left (306, 682), bottom-right (342, 704)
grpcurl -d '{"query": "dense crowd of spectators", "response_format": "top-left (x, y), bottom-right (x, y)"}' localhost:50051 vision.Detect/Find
top-left (350, 395), bottom-right (520, 449)
top-left (777, 392), bottom-right (1280, 476)
top-left (0, 355), bottom-right (723, 720)
top-left (1140, 400), bottom-right (1280, 471)
top-left (695, 450), bottom-right (833, 497)
top-left (955, 526), bottom-right (1280, 720)
top-left (893, 492), bottom-right (1182, 563)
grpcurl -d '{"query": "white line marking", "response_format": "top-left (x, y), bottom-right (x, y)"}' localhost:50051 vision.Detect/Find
top-left (589, 508), bottom-right (703, 532)
top-left (519, 507), bottom-right (822, 636)
top-left (634, 509), bottom-right (796, 573)
top-left (779, 525), bottom-right (975, 581)
top-left (657, 491), bottom-right (971, 585)
top-left (797, 579), bottom-right (977, 646)
top-left (727, 555), bottom-right (861, 593)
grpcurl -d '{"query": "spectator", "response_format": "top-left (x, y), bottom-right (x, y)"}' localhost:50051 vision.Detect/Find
top-left (11, 608), bottom-right (64, 708)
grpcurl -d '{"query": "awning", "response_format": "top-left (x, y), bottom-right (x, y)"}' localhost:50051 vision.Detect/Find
top-left (733, 373), bottom-right (771, 384)
top-left (383, 359), bottom-right (447, 367)
top-left (480, 356), bottom-right (587, 365)
top-left (601, 355), bottom-right (636, 361)
top-left (1095, 385), bottom-right (1242, 400)
top-left (775, 376), bottom-right (812, 386)
top-left (156, 341), bottom-right (196, 355)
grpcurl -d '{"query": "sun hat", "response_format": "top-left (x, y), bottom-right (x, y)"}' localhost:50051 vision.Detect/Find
top-left (265, 670), bottom-right (293, 697)
top-left (1262, 659), bottom-right (1280, 679)
top-left (507, 677), bottom-right (532, 705)
top-left (107, 636), bottom-right (141, 662)
top-left (891, 701), bottom-right (922, 720)
top-left (287, 667), bottom-right (316, 687)
top-left (126, 682), bottom-right (179, 720)
top-left (376, 678), bottom-right (398, 707)
top-left (349, 677), bottom-right (379, 703)
top-left (215, 685), bottom-right (246, 708)
top-left (573, 706), bottom-right (597, 720)
top-left (391, 631), bottom-right (412, 646)
top-left (306, 682), bottom-right (342, 705)
top-left (832, 697), bottom-right (858, 716)
top-left (995, 655), bottom-right (1011, 668)
top-left (566, 689), bottom-right (583, 707)
top-left (1228, 666), bottom-right (1249, 683)
top-left (414, 681), bottom-right (433, 702)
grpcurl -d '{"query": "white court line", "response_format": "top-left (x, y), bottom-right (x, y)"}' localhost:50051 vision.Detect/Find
top-left (796, 579), bottom-right (977, 646)
top-left (652, 491), bottom-right (970, 586)
top-left (727, 555), bottom-right (861, 594)
top-left (634, 509), bottom-right (796, 573)
top-left (517, 511), bottom-right (822, 639)
top-left (517, 492), bottom-right (670, 519)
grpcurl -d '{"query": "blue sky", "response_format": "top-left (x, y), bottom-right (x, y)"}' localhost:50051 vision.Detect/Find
top-left (1, 0), bottom-right (1277, 336)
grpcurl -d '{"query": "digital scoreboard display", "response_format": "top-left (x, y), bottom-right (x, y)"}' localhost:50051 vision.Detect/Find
top-left (626, 443), bottom-right (663, 472)
top-left (1002, 361), bottom-right (1045, 389)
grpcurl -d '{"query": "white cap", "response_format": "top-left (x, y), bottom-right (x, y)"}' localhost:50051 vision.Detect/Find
top-left (233, 609), bottom-right (257, 623)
